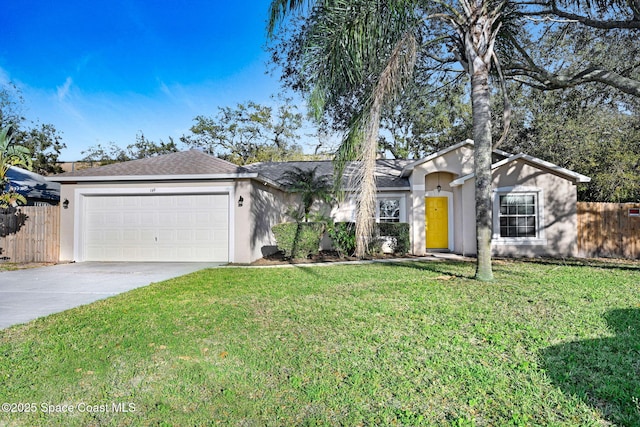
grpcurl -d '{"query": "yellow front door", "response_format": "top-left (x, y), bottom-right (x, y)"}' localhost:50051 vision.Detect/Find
top-left (426, 197), bottom-right (448, 249)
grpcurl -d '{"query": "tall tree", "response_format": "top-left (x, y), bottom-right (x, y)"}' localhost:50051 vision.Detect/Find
top-left (268, 0), bottom-right (640, 280)
top-left (180, 100), bottom-right (304, 165)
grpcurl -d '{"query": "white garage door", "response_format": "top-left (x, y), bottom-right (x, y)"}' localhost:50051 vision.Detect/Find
top-left (83, 193), bottom-right (229, 262)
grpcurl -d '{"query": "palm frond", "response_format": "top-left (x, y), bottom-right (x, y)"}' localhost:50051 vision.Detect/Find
top-left (268, 0), bottom-right (315, 37)
top-left (279, 165), bottom-right (334, 221)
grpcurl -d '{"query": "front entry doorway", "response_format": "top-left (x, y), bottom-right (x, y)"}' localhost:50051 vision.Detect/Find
top-left (425, 196), bottom-right (449, 249)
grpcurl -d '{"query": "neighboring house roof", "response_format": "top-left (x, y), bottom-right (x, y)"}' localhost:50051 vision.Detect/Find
top-left (5, 166), bottom-right (61, 203)
top-left (450, 152), bottom-right (591, 186)
top-left (48, 150), bottom-right (255, 182)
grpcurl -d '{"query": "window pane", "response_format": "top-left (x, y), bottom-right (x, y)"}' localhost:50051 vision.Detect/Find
top-left (379, 199), bottom-right (400, 222)
top-left (498, 193), bottom-right (538, 238)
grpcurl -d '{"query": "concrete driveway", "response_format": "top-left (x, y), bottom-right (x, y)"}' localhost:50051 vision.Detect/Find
top-left (0, 262), bottom-right (222, 330)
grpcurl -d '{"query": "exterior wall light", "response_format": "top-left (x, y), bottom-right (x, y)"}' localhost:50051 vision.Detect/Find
top-left (63, 199), bottom-right (70, 209)
top-left (238, 196), bottom-right (244, 207)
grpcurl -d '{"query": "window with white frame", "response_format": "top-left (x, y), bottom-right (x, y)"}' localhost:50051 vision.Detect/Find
top-left (376, 193), bottom-right (407, 222)
top-left (493, 188), bottom-right (546, 244)
top-left (498, 194), bottom-right (537, 237)
top-left (377, 198), bottom-right (402, 223)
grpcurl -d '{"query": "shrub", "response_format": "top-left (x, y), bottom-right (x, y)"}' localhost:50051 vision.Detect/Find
top-left (327, 222), bottom-right (356, 257)
top-left (327, 221), bottom-right (410, 257)
top-left (272, 222), bottom-right (325, 259)
top-left (377, 222), bottom-right (410, 255)
top-left (0, 207), bottom-right (27, 237)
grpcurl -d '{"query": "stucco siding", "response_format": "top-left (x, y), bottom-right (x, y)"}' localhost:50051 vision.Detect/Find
top-left (491, 160), bottom-right (579, 257)
top-left (247, 182), bottom-right (295, 263)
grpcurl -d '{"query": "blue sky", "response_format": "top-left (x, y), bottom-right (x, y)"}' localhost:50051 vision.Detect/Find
top-left (2, 0), bottom-right (292, 160)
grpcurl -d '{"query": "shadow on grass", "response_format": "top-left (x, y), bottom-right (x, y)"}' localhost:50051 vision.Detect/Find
top-left (514, 256), bottom-right (640, 272)
top-left (383, 260), bottom-right (476, 279)
top-left (541, 308), bottom-right (640, 426)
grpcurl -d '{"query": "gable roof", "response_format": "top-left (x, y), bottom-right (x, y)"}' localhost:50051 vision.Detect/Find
top-left (48, 150), bottom-right (253, 182)
top-left (399, 139), bottom-right (513, 177)
top-left (400, 139), bottom-right (473, 177)
top-left (450, 152), bottom-right (591, 186)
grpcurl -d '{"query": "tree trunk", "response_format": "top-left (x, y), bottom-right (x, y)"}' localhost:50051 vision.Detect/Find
top-left (471, 68), bottom-right (494, 281)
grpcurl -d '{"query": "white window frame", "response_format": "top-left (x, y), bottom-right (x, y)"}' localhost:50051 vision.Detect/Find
top-left (376, 194), bottom-right (407, 223)
top-left (492, 186), bottom-right (547, 246)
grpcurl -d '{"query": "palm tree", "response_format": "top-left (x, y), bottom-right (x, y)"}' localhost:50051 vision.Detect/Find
top-left (268, 0), bottom-right (640, 280)
top-left (279, 165), bottom-right (334, 222)
top-left (268, 0), bottom-right (505, 279)
top-left (0, 125), bottom-right (32, 208)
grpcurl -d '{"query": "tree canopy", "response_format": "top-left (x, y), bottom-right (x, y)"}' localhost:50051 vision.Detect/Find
top-left (1, 85), bottom-right (66, 175)
top-left (180, 100), bottom-right (305, 165)
top-left (81, 132), bottom-right (179, 164)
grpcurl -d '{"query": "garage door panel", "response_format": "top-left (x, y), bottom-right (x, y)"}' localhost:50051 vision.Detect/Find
top-left (83, 194), bottom-right (229, 262)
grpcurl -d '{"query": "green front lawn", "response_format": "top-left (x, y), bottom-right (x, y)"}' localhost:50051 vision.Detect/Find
top-left (1, 259), bottom-right (639, 426)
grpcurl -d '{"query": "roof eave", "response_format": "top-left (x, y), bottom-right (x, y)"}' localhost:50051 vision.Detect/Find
top-left (400, 139), bottom-right (474, 177)
top-left (450, 153), bottom-right (591, 186)
top-left (47, 173), bottom-right (259, 183)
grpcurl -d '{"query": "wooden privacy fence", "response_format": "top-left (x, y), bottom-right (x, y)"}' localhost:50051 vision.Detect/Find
top-left (0, 206), bottom-right (60, 263)
top-left (577, 202), bottom-right (640, 259)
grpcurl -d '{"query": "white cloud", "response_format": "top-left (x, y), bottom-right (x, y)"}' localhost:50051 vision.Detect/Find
top-left (56, 77), bottom-right (73, 102)
top-left (0, 66), bottom-right (11, 86)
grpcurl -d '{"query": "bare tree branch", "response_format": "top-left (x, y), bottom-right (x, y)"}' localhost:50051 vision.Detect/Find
top-left (506, 37), bottom-right (640, 97)
top-left (524, 1), bottom-right (640, 29)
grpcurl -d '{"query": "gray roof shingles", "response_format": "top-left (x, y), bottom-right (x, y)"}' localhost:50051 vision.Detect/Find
top-left (50, 150), bottom-right (411, 189)
top-left (244, 159), bottom-right (412, 189)
top-left (51, 150), bottom-right (242, 178)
